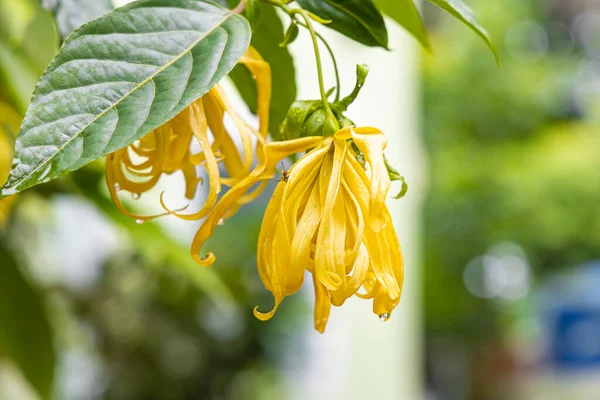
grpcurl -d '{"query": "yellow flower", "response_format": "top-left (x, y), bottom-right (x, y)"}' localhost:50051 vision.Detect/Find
top-left (0, 103), bottom-right (20, 228)
top-left (192, 127), bottom-right (404, 332)
top-left (106, 47), bottom-right (271, 222)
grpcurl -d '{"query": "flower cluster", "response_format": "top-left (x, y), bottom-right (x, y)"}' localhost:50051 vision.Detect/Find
top-left (106, 49), bottom-right (405, 333)
top-left (106, 48), bottom-right (271, 223)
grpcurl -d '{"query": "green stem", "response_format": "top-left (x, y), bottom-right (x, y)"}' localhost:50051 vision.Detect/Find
top-left (294, 9), bottom-right (332, 115)
top-left (297, 21), bottom-right (341, 102)
top-left (233, 0), bottom-right (247, 14)
top-left (262, 0), bottom-right (334, 115)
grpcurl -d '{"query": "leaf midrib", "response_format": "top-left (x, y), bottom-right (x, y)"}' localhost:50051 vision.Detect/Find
top-left (10, 8), bottom-right (236, 191)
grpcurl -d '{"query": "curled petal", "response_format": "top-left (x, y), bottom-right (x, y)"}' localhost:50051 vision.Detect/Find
top-left (253, 292), bottom-right (284, 321)
top-left (238, 46), bottom-right (272, 138)
top-left (313, 276), bottom-right (331, 333)
top-left (160, 102), bottom-right (220, 221)
top-left (350, 127), bottom-right (390, 232)
top-left (191, 136), bottom-right (324, 266)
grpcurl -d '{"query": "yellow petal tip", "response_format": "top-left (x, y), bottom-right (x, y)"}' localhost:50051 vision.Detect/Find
top-left (253, 305), bottom-right (276, 321)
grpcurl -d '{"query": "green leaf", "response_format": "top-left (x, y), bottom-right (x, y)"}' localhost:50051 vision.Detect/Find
top-left (1, 0), bottom-right (251, 198)
top-left (41, 0), bottom-right (114, 40)
top-left (373, 0), bottom-right (431, 50)
top-left (295, 0), bottom-right (388, 48)
top-left (428, 0), bottom-right (499, 63)
top-left (229, 3), bottom-right (296, 141)
top-left (212, 0), bottom-right (230, 7)
top-left (0, 244), bottom-right (55, 400)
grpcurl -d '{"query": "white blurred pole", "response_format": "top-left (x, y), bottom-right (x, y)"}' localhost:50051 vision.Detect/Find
top-left (288, 18), bottom-right (427, 400)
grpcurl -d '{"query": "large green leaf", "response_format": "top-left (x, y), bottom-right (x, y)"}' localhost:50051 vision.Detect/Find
top-left (296, 0), bottom-right (388, 49)
top-left (374, 0), bottom-right (430, 50)
top-left (229, 2), bottom-right (296, 140)
top-left (1, 0), bottom-right (250, 198)
top-left (428, 0), bottom-right (499, 63)
top-left (41, 0), bottom-right (114, 39)
top-left (0, 244), bottom-right (55, 400)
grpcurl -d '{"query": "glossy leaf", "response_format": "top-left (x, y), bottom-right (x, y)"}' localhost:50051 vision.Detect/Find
top-left (374, 0), bottom-right (431, 50)
top-left (229, 3), bottom-right (296, 141)
top-left (41, 0), bottom-right (113, 40)
top-left (0, 244), bottom-right (55, 400)
top-left (428, 0), bottom-right (499, 63)
top-left (296, 0), bottom-right (388, 49)
top-left (1, 0), bottom-right (251, 197)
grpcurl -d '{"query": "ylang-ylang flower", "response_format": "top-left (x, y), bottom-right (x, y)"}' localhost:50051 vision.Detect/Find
top-left (106, 47), bottom-right (271, 222)
top-left (193, 127), bottom-right (404, 333)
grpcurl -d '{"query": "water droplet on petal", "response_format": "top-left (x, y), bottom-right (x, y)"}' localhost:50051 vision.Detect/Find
top-left (114, 183), bottom-right (121, 191)
top-left (135, 219), bottom-right (144, 225)
top-left (132, 193), bottom-right (140, 200)
top-left (379, 313), bottom-right (390, 322)
top-left (217, 218), bottom-right (225, 226)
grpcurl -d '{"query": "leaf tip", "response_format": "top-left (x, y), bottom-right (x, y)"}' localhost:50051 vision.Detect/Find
top-left (0, 185), bottom-right (18, 199)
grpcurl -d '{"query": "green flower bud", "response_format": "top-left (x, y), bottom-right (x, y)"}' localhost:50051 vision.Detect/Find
top-left (301, 108), bottom-right (328, 136)
top-left (280, 100), bottom-right (321, 140)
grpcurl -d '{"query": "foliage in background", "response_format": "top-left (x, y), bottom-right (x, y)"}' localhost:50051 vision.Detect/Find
top-left (423, 0), bottom-right (600, 397)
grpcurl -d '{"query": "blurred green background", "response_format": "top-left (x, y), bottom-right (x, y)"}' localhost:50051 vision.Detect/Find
top-left (1, 0), bottom-right (600, 399)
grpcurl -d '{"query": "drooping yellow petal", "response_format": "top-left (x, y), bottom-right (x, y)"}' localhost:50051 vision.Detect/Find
top-left (247, 127), bottom-right (405, 331)
top-left (254, 183), bottom-right (292, 321)
top-left (314, 139), bottom-right (347, 291)
top-left (313, 276), bottom-right (331, 333)
top-left (191, 136), bottom-right (324, 266)
top-left (238, 46), bottom-right (272, 138)
top-left (160, 102), bottom-right (222, 221)
top-left (350, 127), bottom-right (390, 232)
